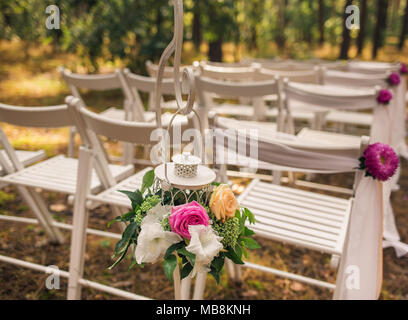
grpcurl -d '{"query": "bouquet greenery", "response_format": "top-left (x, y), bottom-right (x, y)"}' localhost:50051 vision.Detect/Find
top-left (108, 169), bottom-right (259, 283)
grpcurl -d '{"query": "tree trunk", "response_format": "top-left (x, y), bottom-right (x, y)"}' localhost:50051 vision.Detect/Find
top-left (357, 0), bottom-right (367, 55)
top-left (275, 0), bottom-right (286, 51)
top-left (318, 0), bottom-right (325, 45)
top-left (399, 0), bottom-right (408, 50)
top-left (339, 0), bottom-right (353, 60)
top-left (372, 0), bottom-right (389, 59)
top-left (192, 1), bottom-right (202, 51)
top-left (208, 39), bottom-right (223, 62)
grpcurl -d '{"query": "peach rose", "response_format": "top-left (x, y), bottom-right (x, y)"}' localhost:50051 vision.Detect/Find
top-left (209, 184), bottom-right (238, 222)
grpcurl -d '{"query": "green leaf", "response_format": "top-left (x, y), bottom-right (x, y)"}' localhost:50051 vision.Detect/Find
top-left (241, 237), bottom-right (261, 249)
top-left (235, 244), bottom-right (242, 259)
top-left (211, 255), bottom-right (225, 272)
top-left (128, 259), bottom-right (138, 271)
top-left (244, 208), bottom-right (256, 224)
top-left (163, 254), bottom-right (178, 282)
top-left (225, 246), bottom-right (244, 265)
top-left (118, 190), bottom-right (143, 207)
top-left (120, 210), bottom-right (137, 222)
top-left (141, 170), bottom-right (155, 193)
top-left (180, 262), bottom-right (193, 279)
top-left (209, 266), bottom-right (220, 284)
top-left (241, 247), bottom-right (248, 259)
top-left (243, 226), bottom-right (255, 236)
top-left (164, 241), bottom-right (184, 259)
top-left (114, 222), bottom-right (138, 255)
top-left (107, 216), bottom-right (121, 228)
top-left (109, 240), bottom-right (131, 269)
top-left (177, 247), bottom-right (196, 265)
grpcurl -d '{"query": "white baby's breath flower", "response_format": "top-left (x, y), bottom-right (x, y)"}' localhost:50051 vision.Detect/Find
top-left (135, 222), bottom-right (181, 264)
top-left (186, 225), bottom-right (223, 277)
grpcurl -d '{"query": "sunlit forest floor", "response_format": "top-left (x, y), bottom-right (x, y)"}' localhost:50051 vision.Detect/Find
top-left (0, 40), bottom-right (407, 299)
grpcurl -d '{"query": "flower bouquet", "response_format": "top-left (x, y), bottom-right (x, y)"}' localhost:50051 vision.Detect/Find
top-left (108, 169), bottom-right (259, 283)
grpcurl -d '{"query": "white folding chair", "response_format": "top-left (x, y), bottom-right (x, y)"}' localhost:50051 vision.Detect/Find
top-left (284, 81), bottom-right (380, 139)
top-left (123, 68), bottom-right (195, 117)
top-left (65, 96), bottom-right (195, 300)
top-left (254, 67), bottom-right (327, 128)
top-left (347, 61), bottom-right (400, 74)
top-left (322, 69), bottom-right (391, 131)
top-left (0, 102), bottom-right (134, 235)
top-left (195, 75), bottom-right (283, 125)
top-left (59, 67), bottom-right (139, 163)
top-left (201, 112), bottom-right (370, 299)
top-left (0, 103), bottom-right (137, 292)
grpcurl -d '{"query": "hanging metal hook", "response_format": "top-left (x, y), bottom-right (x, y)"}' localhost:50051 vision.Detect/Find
top-left (154, 0), bottom-right (196, 130)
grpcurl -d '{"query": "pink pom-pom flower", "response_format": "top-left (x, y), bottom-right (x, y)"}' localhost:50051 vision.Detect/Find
top-left (387, 72), bottom-right (401, 86)
top-left (359, 143), bottom-right (399, 181)
top-left (377, 89), bottom-right (393, 105)
top-left (400, 63), bottom-right (408, 75)
top-left (169, 201), bottom-right (209, 239)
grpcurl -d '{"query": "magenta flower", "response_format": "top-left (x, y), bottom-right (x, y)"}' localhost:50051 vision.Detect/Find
top-left (400, 63), bottom-right (408, 75)
top-left (169, 201), bottom-right (209, 239)
top-left (359, 143), bottom-right (399, 181)
top-left (387, 72), bottom-right (401, 86)
top-left (377, 89), bottom-right (393, 105)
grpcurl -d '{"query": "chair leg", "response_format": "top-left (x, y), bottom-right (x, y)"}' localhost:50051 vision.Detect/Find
top-left (272, 171), bottom-right (282, 185)
top-left (192, 272), bottom-right (207, 300)
top-left (15, 185), bottom-right (64, 244)
top-left (122, 142), bottom-right (134, 165)
top-left (26, 187), bottom-right (65, 244)
top-left (67, 147), bottom-right (94, 300)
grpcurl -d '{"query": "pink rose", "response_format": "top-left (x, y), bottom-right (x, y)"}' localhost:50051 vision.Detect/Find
top-left (169, 201), bottom-right (209, 239)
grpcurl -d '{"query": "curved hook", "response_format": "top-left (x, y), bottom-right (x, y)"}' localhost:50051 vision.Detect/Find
top-left (154, 0), bottom-right (196, 129)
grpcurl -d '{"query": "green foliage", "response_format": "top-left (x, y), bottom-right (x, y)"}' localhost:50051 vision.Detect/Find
top-left (2, 1), bottom-right (407, 69)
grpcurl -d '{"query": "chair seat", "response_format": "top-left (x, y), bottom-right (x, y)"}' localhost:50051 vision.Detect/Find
top-left (88, 167), bottom-right (153, 208)
top-left (0, 155), bottom-right (134, 195)
top-left (325, 110), bottom-right (373, 126)
top-left (238, 179), bottom-right (351, 255)
top-left (0, 150), bottom-right (46, 175)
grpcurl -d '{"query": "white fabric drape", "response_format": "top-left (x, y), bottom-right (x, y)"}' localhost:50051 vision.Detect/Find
top-left (333, 178), bottom-right (383, 300)
top-left (369, 82), bottom-right (408, 258)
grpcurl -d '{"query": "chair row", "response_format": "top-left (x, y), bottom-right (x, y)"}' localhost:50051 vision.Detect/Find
top-left (0, 96), bottom-right (386, 300)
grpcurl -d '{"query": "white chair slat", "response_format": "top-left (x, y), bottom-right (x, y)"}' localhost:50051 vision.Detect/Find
top-left (250, 221), bottom-right (339, 250)
top-left (255, 180), bottom-right (350, 206)
top-left (249, 206), bottom-right (344, 234)
top-left (241, 196), bottom-right (345, 226)
top-left (253, 213), bottom-right (341, 242)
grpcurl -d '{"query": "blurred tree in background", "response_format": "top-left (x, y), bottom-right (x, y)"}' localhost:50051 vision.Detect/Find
top-left (1, 0), bottom-right (408, 73)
